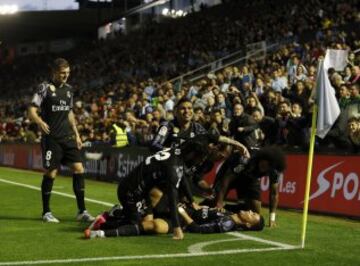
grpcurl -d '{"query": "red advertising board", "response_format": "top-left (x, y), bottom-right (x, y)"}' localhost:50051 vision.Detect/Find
top-left (204, 154), bottom-right (360, 217)
top-left (1, 144), bottom-right (359, 217)
top-left (0, 144), bottom-right (42, 169)
top-left (262, 154), bottom-right (360, 217)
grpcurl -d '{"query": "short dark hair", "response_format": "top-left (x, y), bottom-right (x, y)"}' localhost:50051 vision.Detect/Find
top-left (328, 67), bottom-right (336, 76)
top-left (279, 100), bottom-right (291, 107)
top-left (175, 97), bottom-right (192, 110)
top-left (251, 107), bottom-right (262, 114)
top-left (251, 215), bottom-right (265, 231)
top-left (351, 84), bottom-right (359, 91)
top-left (180, 135), bottom-right (209, 157)
top-left (348, 117), bottom-right (359, 124)
top-left (51, 58), bottom-right (69, 72)
top-left (211, 108), bottom-right (222, 115)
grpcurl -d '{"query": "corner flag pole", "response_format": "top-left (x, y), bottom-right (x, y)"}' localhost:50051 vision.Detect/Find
top-left (301, 103), bottom-right (318, 248)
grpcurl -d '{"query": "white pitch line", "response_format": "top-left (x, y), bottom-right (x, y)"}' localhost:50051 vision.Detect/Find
top-left (0, 178), bottom-right (113, 207)
top-left (0, 173), bottom-right (298, 263)
top-left (227, 232), bottom-right (297, 249)
top-left (0, 247), bottom-right (295, 266)
top-left (188, 238), bottom-right (245, 253)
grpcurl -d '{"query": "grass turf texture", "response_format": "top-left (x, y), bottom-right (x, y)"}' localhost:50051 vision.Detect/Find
top-left (0, 166), bottom-right (359, 266)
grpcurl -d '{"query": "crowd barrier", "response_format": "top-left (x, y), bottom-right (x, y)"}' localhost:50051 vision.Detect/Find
top-left (0, 143), bottom-right (359, 218)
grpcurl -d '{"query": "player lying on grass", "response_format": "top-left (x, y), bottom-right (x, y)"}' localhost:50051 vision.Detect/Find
top-left (208, 146), bottom-right (286, 227)
top-left (84, 197), bottom-right (264, 239)
top-left (149, 188), bottom-right (265, 233)
top-left (178, 204), bottom-right (265, 233)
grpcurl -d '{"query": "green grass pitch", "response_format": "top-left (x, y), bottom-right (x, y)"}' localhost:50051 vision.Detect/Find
top-left (0, 166), bottom-right (359, 266)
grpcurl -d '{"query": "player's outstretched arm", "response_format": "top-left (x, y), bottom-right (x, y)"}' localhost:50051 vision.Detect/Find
top-left (28, 106), bottom-right (50, 134)
top-left (218, 136), bottom-right (250, 158)
top-left (150, 123), bottom-right (170, 151)
top-left (178, 206), bottom-right (194, 224)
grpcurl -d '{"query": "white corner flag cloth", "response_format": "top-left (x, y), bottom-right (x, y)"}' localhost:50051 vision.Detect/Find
top-left (316, 49), bottom-right (348, 138)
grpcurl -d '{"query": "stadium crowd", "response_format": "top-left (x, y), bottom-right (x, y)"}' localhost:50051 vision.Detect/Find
top-left (0, 0), bottom-right (360, 152)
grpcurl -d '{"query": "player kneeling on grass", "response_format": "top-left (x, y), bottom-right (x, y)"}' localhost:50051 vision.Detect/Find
top-left (212, 146), bottom-right (286, 227)
top-left (84, 204), bottom-right (172, 239)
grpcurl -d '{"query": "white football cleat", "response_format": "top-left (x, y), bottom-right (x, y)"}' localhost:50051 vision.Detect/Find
top-left (76, 210), bottom-right (95, 222)
top-left (42, 212), bottom-right (60, 223)
top-left (84, 229), bottom-right (105, 239)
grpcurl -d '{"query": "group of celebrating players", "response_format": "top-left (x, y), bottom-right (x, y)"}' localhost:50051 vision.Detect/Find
top-left (29, 58), bottom-right (286, 240)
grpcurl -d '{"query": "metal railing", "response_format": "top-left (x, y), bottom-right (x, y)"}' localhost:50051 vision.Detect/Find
top-left (167, 46), bottom-right (246, 86)
top-left (167, 41), bottom-right (281, 88)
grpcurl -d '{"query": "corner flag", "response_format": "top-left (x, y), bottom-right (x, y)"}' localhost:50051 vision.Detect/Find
top-left (301, 49), bottom-right (348, 248)
top-left (315, 49), bottom-right (347, 138)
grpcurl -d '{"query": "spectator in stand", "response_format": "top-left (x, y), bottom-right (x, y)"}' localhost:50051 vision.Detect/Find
top-left (205, 96), bottom-right (216, 115)
top-left (349, 83), bottom-right (360, 104)
top-left (251, 107), bottom-right (277, 146)
top-left (262, 90), bottom-right (278, 118)
top-left (193, 107), bottom-right (207, 126)
top-left (240, 66), bottom-right (254, 90)
top-left (201, 83), bottom-right (216, 102)
top-left (293, 65), bottom-right (308, 83)
top-left (271, 69), bottom-right (288, 93)
top-left (152, 108), bottom-right (164, 124)
top-left (307, 65), bottom-right (317, 82)
top-left (254, 77), bottom-right (266, 96)
top-left (347, 52), bottom-right (356, 66)
top-left (288, 55), bottom-right (307, 85)
top-left (350, 65), bottom-right (360, 84)
top-left (287, 102), bottom-right (310, 148)
top-left (347, 117), bottom-right (360, 153)
top-left (144, 79), bottom-right (155, 98)
top-left (343, 65), bottom-right (352, 83)
top-left (229, 103), bottom-right (260, 151)
top-left (214, 92), bottom-right (231, 117)
top-left (338, 84), bottom-right (351, 110)
top-left (239, 82), bottom-right (251, 99)
top-left (274, 100), bottom-right (292, 146)
top-left (163, 92), bottom-right (175, 112)
top-left (287, 81), bottom-right (311, 113)
top-left (209, 109), bottom-right (230, 136)
top-left (245, 92), bottom-right (265, 116)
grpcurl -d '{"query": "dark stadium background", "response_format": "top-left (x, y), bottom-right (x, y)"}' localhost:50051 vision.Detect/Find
top-left (0, 1), bottom-right (359, 264)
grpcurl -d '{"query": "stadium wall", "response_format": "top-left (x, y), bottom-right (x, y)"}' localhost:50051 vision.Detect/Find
top-left (0, 143), bottom-right (359, 218)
